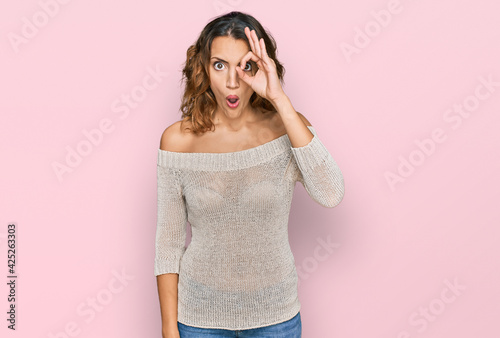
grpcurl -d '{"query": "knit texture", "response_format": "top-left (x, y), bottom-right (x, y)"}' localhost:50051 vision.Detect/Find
top-left (154, 125), bottom-right (344, 330)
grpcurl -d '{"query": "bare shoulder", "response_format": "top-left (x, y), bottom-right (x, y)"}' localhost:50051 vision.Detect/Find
top-left (260, 110), bottom-right (312, 136)
top-left (159, 120), bottom-right (193, 152)
top-left (296, 111), bottom-right (312, 127)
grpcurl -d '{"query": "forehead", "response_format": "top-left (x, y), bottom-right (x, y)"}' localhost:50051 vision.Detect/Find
top-left (211, 36), bottom-right (249, 60)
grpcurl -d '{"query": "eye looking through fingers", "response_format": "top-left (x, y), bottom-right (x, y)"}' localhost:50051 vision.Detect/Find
top-left (241, 61), bottom-right (255, 72)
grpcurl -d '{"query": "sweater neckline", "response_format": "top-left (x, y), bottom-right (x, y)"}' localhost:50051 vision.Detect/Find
top-left (158, 125), bottom-right (316, 171)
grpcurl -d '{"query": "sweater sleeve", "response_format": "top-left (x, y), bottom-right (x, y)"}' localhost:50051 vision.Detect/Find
top-left (291, 127), bottom-right (345, 208)
top-left (154, 160), bottom-right (188, 276)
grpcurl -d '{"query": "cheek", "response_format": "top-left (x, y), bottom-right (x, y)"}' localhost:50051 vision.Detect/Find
top-left (209, 75), bottom-right (223, 93)
top-left (242, 83), bottom-right (254, 97)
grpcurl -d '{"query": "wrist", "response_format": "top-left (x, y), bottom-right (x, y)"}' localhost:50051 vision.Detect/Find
top-left (270, 93), bottom-right (290, 112)
top-left (162, 326), bottom-right (179, 337)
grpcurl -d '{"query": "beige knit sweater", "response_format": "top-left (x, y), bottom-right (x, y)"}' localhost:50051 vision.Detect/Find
top-left (154, 125), bottom-right (344, 330)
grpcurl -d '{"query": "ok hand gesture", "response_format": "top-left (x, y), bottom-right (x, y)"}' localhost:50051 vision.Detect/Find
top-left (236, 27), bottom-right (286, 105)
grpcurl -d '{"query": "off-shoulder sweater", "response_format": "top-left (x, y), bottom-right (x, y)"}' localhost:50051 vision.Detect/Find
top-left (154, 125), bottom-right (344, 330)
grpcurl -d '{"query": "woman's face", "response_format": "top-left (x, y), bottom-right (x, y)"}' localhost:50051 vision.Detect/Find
top-left (208, 35), bottom-right (256, 117)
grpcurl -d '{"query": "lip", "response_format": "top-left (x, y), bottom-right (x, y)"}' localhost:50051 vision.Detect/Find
top-left (226, 95), bottom-right (240, 108)
top-left (226, 97), bottom-right (240, 108)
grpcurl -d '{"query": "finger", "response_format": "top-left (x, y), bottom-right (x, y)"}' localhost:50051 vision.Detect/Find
top-left (251, 29), bottom-right (261, 58)
top-left (259, 38), bottom-right (271, 65)
top-left (235, 65), bottom-right (252, 85)
top-left (245, 27), bottom-right (255, 53)
top-left (248, 29), bottom-right (265, 64)
top-left (257, 38), bottom-right (277, 74)
top-left (247, 40), bottom-right (270, 72)
top-left (239, 50), bottom-right (261, 71)
top-left (259, 39), bottom-right (272, 71)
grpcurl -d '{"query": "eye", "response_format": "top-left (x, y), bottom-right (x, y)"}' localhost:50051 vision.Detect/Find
top-left (243, 62), bottom-right (252, 71)
top-left (213, 61), bottom-right (225, 70)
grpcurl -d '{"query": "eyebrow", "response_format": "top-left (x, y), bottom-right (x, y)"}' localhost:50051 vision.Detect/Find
top-left (211, 56), bottom-right (250, 64)
top-left (210, 57), bottom-right (230, 63)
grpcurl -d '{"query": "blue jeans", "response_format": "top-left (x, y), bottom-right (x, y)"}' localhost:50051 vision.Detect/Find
top-left (177, 311), bottom-right (301, 337)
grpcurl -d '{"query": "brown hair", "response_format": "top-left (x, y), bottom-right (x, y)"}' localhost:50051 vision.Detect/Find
top-left (178, 11), bottom-right (286, 135)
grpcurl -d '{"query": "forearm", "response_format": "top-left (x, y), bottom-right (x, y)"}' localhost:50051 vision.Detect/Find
top-left (271, 94), bottom-right (314, 148)
top-left (157, 273), bottom-right (180, 335)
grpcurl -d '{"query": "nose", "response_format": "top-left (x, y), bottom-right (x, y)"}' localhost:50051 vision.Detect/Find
top-left (226, 67), bottom-right (239, 89)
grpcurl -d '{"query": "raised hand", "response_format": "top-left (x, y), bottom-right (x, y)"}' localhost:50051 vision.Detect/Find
top-left (236, 26), bottom-right (286, 105)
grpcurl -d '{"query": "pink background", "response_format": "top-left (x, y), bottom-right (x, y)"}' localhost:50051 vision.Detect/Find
top-left (2, 0), bottom-right (499, 337)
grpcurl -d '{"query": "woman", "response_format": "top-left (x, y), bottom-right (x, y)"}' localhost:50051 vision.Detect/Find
top-left (155, 11), bottom-right (345, 338)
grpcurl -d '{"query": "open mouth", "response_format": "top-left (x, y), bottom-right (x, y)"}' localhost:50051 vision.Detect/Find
top-left (226, 95), bottom-right (240, 108)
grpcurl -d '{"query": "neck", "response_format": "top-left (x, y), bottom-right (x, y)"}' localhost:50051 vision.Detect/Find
top-left (212, 105), bottom-right (263, 132)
